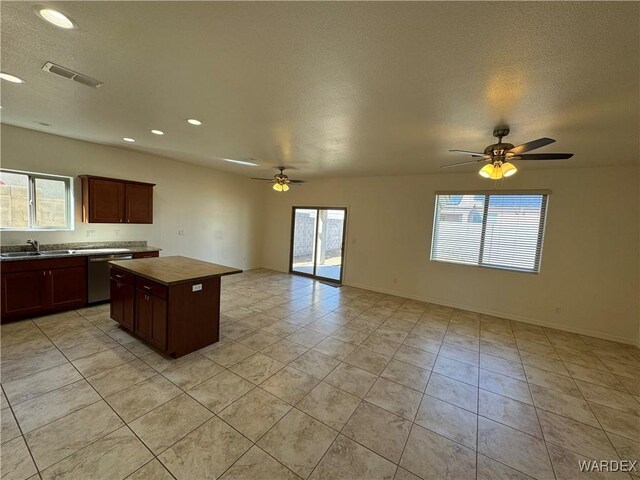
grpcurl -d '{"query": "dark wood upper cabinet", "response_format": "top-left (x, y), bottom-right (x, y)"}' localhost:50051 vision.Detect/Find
top-left (125, 183), bottom-right (153, 224)
top-left (80, 175), bottom-right (155, 224)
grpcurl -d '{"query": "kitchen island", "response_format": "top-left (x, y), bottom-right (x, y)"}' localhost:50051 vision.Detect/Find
top-left (109, 256), bottom-right (241, 357)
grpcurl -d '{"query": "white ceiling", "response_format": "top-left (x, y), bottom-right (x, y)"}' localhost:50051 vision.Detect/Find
top-left (1, 2), bottom-right (638, 178)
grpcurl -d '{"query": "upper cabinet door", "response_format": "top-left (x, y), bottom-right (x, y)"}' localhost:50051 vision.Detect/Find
top-left (125, 183), bottom-right (153, 224)
top-left (88, 178), bottom-right (125, 223)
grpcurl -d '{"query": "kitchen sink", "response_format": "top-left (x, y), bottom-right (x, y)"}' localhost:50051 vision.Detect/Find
top-left (1, 251), bottom-right (42, 257)
top-left (42, 250), bottom-right (76, 256)
top-left (72, 248), bottom-right (130, 254)
top-left (1, 248), bottom-right (132, 259)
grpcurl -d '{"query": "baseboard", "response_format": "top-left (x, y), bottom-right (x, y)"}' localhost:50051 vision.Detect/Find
top-left (252, 266), bottom-right (639, 347)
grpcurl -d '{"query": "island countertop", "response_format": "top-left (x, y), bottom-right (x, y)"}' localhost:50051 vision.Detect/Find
top-left (109, 255), bottom-right (242, 285)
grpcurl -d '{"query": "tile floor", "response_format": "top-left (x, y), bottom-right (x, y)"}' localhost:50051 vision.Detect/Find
top-left (1, 269), bottom-right (639, 480)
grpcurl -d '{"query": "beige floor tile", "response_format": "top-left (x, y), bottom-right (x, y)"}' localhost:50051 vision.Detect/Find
top-left (158, 416), bottom-right (252, 479)
top-left (324, 363), bottom-right (377, 398)
top-left (162, 355), bottom-right (225, 390)
top-left (105, 374), bottom-right (182, 422)
top-left (1, 436), bottom-right (38, 480)
top-left (524, 364), bottom-right (581, 397)
top-left (87, 359), bottom-right (156, 397)
top-left (529, 383), bottom-right (599, 428)
top-left (402, 333), bottom-right (442, 355)
top-left (297, 382), bottom-right (360, 430)
top-left (2, 348), bottom-right (68, 383)
top-left (394, 468), bottom-right (421, 480)
top-left (187, 369), bottom-right (254, 413)
top-left (359, 334), bottom-right (401, 357)
top-left (261, 366), bottom-right (321, 404)
top-left (577, 380), bottom-right (640, 416)
top-left (129, 394), bottom-right (213, 454)
top-left (262, 320), bottom-right (302, 338)
top-left (257, 409), bottom-right (338, 479)
top-left (60, 334), bottom-right (120, 361)
top-left (479, 389), bottom-right (542, 437)
top-left (343, 347), bottom-right (391, 375)
top-left (286, 328), bottom-right (328, 348)
top-left (261, 339), bottom-right (309, 364)
top-left (400, 424), bottom-right (476, 480)
top-left (221, 320), bottom-right (257, 340)
top-left (546, 442), bottom-right (626, 480)
top-left (230, 353), bottom-right (285, 385)
top-left (365, 378), bottom-right (422, 421)
top-left (438, 343), bottom-right (479, 366)
top-left (1, 409), bottom-right (21, 444)
top-left (416, 395), bottom-right (477, 450)
top-left (425, 372), bottom-right (478, 413)
top-left (220, 387), bottom-right (291, 441)
top-left (566, 362), bottom-right (627, 391)
top-left (394, 345), bottom-right (437, 370)
top-left (220, 445), bottom-right (300, 480)
top-left (342, 401), bottom-right (411, 463)
top-left (309, 434), bottom-right (396, 480)
top-left (1, 388), bottom-right (9, 411)
top-left (607, 433), bottom-right (640, 471)
top-left (202, 341), bottom-right (256, 367)
top-left (25, 401), bottom-right (124, 471)
top-left (476, 454), bottom-right (534, 480)
top-left (237, 330), bottom-right (282, 350)
top-left (477, 417), bottom-right (554, 479)
top-left (433, 356), bottom-right (478, 385)
top-left (537, 409), bottom-right (619, 458)
top-left (479, 353), bottom-right (526, 381)
top-left (590, 403), bottom-right (640, 442)
top-left (71, 345), bottom-right (136, 377)
top-left (330, 326), bottom-right (369, 346)
top-left (13, 380), bottom-right (101, 433)
top-left (290, 350), bottom-right (340, 379)
top-left (2, 364), bottom-right (82, 406)
top-left (40, 426), bottom-right (152, 480)
top-left (125, 459), bottom-right (174, 480)
top-left (381, 359), bottom-right (430, 392)
top-left (616, 374), bottom-right (640, 397)
top-left (479, 369), bottom-right (533, 405)
top-left (313, 337), bottom-right (356, 361)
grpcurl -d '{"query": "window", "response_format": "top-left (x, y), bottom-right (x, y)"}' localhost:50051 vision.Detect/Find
top-left (430, 192), bottom-right (549, 273)
top-left (0, 169), bottom-right (74, 230)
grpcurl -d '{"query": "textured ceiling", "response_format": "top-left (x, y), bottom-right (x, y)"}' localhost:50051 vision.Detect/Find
top-left (1, 1), bottom-right (638, 178)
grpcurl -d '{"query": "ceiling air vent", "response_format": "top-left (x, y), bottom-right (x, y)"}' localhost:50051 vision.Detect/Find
top-left (41, 62), bottom-right (103, 88)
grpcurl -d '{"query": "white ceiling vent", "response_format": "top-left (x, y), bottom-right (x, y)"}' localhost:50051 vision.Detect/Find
top-left (42, 62), bottom-right (103, 88)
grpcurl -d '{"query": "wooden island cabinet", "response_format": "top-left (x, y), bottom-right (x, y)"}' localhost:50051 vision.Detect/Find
top-left (109, 256), bottom-right (241, 357)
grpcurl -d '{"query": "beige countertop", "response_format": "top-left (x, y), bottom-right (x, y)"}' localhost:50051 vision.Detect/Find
top-left (109, 255), bottom-right (242, 285)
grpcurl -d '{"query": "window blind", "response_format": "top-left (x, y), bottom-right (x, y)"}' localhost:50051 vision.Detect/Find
top-left (430, 193), bottom-right (548, 273)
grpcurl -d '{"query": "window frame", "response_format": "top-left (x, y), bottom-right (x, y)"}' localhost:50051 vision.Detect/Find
top-left (429, 190), bottom-right (550, 274)
top-left (0, 169), bottom-right (75, 231)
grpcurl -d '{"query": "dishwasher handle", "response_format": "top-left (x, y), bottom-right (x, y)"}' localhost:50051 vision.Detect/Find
top-left (89, 254), bottom-right (134, 262)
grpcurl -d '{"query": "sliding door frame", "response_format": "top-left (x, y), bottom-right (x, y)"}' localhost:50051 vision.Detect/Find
top-left (289, 206), bottom-right (348, 284)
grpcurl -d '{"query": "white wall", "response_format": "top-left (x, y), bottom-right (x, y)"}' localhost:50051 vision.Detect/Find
top-left (260, 167), bottom-right (640, 345)
top-left (0, 125), bottom-right (263, 270)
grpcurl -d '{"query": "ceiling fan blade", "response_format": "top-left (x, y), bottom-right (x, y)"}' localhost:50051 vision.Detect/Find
top-left (516, 153), bottom-right (574, 160)
top-left (449, 149), bottom-right (489, 157)
top-left (250, 177), bottom-right (276, 181)
top-left (440, 159), bottom-right (487, 169)
top-left (288, 180), bottom-right (307, 184)
top-left (508, 137), bottom-right (555, 154)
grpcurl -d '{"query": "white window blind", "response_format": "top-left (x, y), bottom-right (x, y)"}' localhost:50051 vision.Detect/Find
top-left (430, 192), bottom-right (549, 273)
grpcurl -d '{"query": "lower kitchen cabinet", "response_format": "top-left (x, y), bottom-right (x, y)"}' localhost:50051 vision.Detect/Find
top-left (1, 257), bottom-right (88, 321)
top-left (135, 289), bottom-right (167, 349)
top-left (110, 279), bottom-right (134, 331)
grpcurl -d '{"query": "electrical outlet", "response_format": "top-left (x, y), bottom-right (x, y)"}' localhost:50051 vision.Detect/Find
top-left (114, 230), bottom-right (120, 237)
top-left (178, 230), bottom-right (185, 236)
top-left (192, 284), bottom-right (202, 292)
top-left (86, 230), bottom-right (96, 237)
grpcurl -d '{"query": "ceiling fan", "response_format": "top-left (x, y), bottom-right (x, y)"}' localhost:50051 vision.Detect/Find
top-left (444, 127), bottom-right (574, 179)
top-left (251, 167), bottom-right (307, 192)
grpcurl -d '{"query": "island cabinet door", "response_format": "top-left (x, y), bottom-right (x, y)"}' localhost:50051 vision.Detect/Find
top-left (135, 290), bottom-right (167, 350)
top-left (110, 280), bottom-right (134, 331)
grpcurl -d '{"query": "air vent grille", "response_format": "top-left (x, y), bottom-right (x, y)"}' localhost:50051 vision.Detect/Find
top-left (42, 62), bottom-right (103, 88)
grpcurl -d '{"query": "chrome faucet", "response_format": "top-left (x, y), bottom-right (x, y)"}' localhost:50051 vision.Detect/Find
top-left (26, 239), bottom-right (40, 252)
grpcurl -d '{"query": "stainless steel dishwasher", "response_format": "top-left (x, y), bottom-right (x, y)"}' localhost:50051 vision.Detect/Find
top-left (88, 253), bottom-right (133, 303)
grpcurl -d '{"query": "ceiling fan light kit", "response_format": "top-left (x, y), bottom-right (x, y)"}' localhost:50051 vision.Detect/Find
top-left (252, 166), bottom-right (306, 193)
top-left (445, 127), bottom-right (574, 180)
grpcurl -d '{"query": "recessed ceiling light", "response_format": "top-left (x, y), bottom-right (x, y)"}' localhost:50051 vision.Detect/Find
top-left (0, 73), bottom-right (25, 84)
top-left (38, 9), bottom-right (75, 29)
top-left (222, 158), bottom-right (258, 167)
top-left (123, 137), bottom-right (135, 143)
top-left (151, 129), bottom-right (164, 135)
top-left (187, 118), bottom-right (202, 126)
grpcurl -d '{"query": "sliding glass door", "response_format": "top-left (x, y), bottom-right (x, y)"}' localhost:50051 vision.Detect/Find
top-left (290, 207), bottom-right (347, 283)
